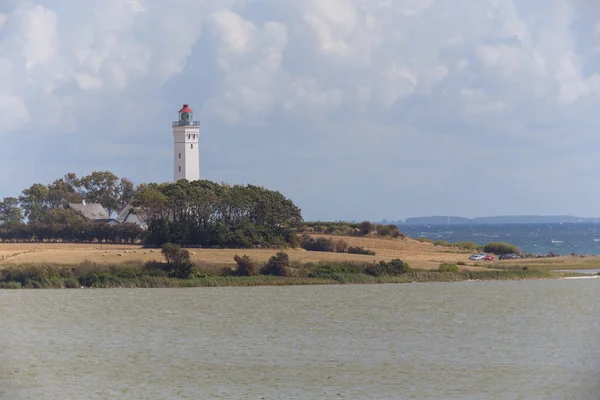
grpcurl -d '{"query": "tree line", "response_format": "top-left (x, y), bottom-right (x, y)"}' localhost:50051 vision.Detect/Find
top-left (301, 220), bottom-right (405, 238)
top-left (0, 171), bottom-right (139, 243)
top-left (1, 171), bottom-right (134, 224)
top-left (133, 179), bottom-right (303, 247)
top-left (0, 204), bottom-right (143, 244)
top-left (0, 171), bottom-right (304, 247)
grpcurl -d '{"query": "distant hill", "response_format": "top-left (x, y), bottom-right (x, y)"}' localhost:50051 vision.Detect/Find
top-left (401, 216), bottom-right (472, 225)
top-left (385, 215), bottom-right (600, 225)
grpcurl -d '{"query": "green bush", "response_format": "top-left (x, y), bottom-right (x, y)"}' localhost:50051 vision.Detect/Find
top-left (376, 225), bottom-right (392, 236)
top-left (309, 264), bottom-right (350, 278)
top-left (358, 221), bottom-right (375, 235)
top-left (300, 235), bottom-right (336, 252)
top-left (261, 252), bottom-right (290, 276)
top-left (415, 238), bottom-right (481, 251)
top-left (347, 246), bottom-right (376, 256)
top-left (483, 242), bottom-right (521, 256)
top-left (161, 243), bottom-right (194, 279)
top-left (365, 259), bottom-right (410, 276)
top-left (300, 221), bottom-right (404, 238)
top-left (233, 254), bottom-right (259, 276)
top-left (439, 263), bottom-right (460, 273)
top-left (454, 242), bottom-right (482, 251)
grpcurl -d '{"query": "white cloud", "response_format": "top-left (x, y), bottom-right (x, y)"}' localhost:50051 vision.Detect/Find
top-left (378, 63), bottom-right (417, 108)
top-left (283, 77), bottom-right (343, 113)
top-left (0, 93), bottom-right (28, 131)
top-left (396, 0), bottom-right (434, 17)
top-left (207, 9), bottom-right (288, 123)
top-left (304, 0), bottom-right (360, 57)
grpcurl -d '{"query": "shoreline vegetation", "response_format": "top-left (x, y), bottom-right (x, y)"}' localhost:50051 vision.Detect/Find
top-left (0, 259), bottom-right (574, 289)
top-left (0, 242), bottom-right (589, 289)
top-left (2, 231), bottom-right (600, 289)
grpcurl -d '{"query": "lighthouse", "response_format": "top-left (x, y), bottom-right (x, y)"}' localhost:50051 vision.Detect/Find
top-left (173, 104), bottom-right (200, 182)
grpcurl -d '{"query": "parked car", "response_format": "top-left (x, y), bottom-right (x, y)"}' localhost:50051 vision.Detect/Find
top-left (469, 253), bottom-right (487, 260)
top-left (499, 253), bottom-right (521, 260)
top-left (482, 254), bottom-right (494, 261)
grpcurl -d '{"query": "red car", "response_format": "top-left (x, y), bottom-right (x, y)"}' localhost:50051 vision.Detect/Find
top-left (482, 254), bottom-right (494, 261)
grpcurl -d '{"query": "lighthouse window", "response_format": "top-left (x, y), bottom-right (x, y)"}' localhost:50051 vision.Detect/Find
top-left (191, 144), bottom-right (194, 149)
top-left (179, 153), bottom-right (181, 158)
top-left (178, 166), bottom-right (181, 172)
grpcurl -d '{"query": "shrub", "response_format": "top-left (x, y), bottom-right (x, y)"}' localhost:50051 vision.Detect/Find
top-left (457, 261), bottom-right (467, 266)
top-left (261, 252), bottom-right (290, 276)
top-left (347, 246), bottom-right (376, 256)
top-left (389, 226), bottom-right (405, 238)
top-left (365, 259), bottom-right (410, 276)
top-left (333, 239), bottom-right (349, 253)
top-left (358, 221), bottom-right (375, 236)
top-left (233, 254), bottom-right (259, 276)
top-left (300, 235), bottom-right (335, 252)
top-left (483, 242), bottom-right (521, 256)
top-left (309, 264), bottom-right (350, 278)
top-left (454, 242), bottom-right (481, 251)
top-left (439, 263), bottom-right (460, 273)
top-left (161, 243), bottom-right (194, 279)
top-left (376, 225), bottom-right (392, 236)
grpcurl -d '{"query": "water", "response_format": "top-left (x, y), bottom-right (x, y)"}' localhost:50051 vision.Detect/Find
top-left (2, 282), bottom-right (599, 399)
top-left (400, 223), bottom-right (600, 255)
top-left (554, 269), bottom-right (600, 275)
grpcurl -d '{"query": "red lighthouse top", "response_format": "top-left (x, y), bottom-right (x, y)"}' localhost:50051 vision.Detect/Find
top-left (179, 104), bottom-right (193, 113)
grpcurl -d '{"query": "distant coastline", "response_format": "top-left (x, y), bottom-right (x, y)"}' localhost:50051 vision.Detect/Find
top-left (380, 215), bottom-right (600, 226)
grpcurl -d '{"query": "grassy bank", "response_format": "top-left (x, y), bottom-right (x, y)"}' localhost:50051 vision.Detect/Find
top-left (0, 260), bottom-right (573, 289)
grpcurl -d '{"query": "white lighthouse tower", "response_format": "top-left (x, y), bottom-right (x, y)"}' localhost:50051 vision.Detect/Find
top-left (173, 104), bottom-right (200, 182)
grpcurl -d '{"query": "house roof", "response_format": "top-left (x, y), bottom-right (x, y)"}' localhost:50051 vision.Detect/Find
top-left (116, 205), bottom-right (133, 222)
top-left (68, 202), bottom-right (110, 220)
top-left (116, 205), bottom-right (147, 224)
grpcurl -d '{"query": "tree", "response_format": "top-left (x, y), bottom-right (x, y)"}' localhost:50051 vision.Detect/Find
top-left (19, 183), bottom-right (50, 221)
top-left (134, 180), bottom-right (302, 248)
top-left (46, 173), bottom-right (82, 207)
top-left (38, 208), bottom-right (86, 225)
top-left (116, 178), bottom-right (135, 214)
top-left (233, 254), bottom-right (259, 276)
top-left (78, 171), bottom-right (134, 216)
top-left (0, 197), bottom-right (23, 225)
top-left (161, 243), bottom-right (194, 279)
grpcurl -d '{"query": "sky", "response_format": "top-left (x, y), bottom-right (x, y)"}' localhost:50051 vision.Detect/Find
top-left (2, 0), bottom-right (600, 221)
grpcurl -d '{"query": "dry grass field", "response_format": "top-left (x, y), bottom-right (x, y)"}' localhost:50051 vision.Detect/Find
top-left (2, 234), bottom-right (599, 271)
top-left (487, 255), bottom-right (600, 270)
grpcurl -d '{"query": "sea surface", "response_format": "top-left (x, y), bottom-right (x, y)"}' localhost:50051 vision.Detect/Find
top-left (400, 223), bottom-right (600, 255)
top-left (2, 281), bottom-right (600, 399)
